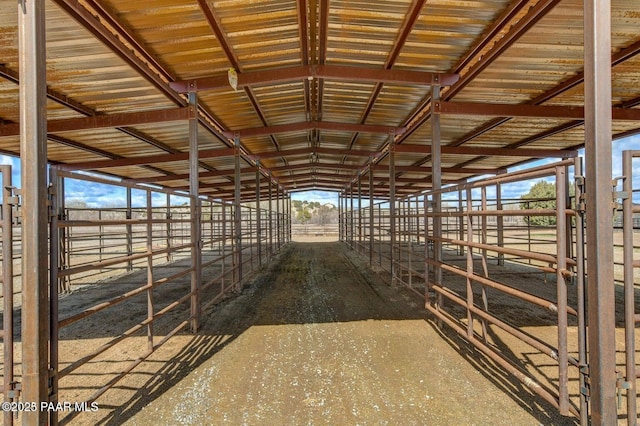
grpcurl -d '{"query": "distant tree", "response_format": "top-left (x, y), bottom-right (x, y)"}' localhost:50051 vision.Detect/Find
top-left (519, 180), bottom-right (557, 226)
top-left (296, 207), bottom-right (312, 224)
top-left (312, 204), bottom-right (338, 225)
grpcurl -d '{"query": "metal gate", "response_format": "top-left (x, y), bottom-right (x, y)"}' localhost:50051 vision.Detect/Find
top-left (619, 150), bottom-right (640, 425)
top-left (1, 165), bottom-right (19, 426)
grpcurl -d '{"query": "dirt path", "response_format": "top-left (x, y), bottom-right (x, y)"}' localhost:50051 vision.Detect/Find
top-left (67, 241), bottom-right (576, 425)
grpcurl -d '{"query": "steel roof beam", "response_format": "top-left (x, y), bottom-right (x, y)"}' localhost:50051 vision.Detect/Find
top-left (170, 65), bottom-right (459, 93)
top-left (394, 144), bottom-right (577, 158)
top-left (60, 147), bottom-right (235, 171)
top-left (0, 107), bottom-right (194, 138)
top-left (435, 101), bottom-right (640, 121)
top-left (53, 0), bottom-right (184, 107)
top-left (223, 121), bottom-right (406, 139)
top-left (369, 164), bottom-right (501, 175)
top-left (131, 167), bottom-right (259, 184)
top-left (254, 146), bottom-right (380, 160)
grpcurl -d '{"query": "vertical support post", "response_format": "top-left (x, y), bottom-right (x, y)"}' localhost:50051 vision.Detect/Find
top-left (358, 175), bottom-right (362, 252)
top-left (145, 190), bottom-right (154, 353)
top-left (256, 161), bottom-right (262, 265)
top-left (465, 188), bottom-right (474, 338)
top-left (188, 90), bottom-right (201, 332)
top-left (126, 187), bottom-right (133, 271)
top-left (555, 165), bottom-right (570, 415)
top-left (19, 0), bottom-right (50, 422)
top-left (2, 166), bottom-right (15, 426)
top-left (234, 137), bottom-right (243, 289)
top-left (349, 186), bottom-right (354, 249)
top-left (268, 173), bottom-right (273, 256)
top-left (276, 185), bottom-right (281, 250)
top-left (584, 1), bottom-right (617, 423)
top-left (221, 202), bottom-right (227, 290)
top-left (389, 135), bottom-right (396, 283)
top-left (338, 193), bottom-right (342, 241)
top-left (458, 189), bottom-right (464, 256)
top-left (431, 85), bottom-right (443, 309)
top-left (288, 193), bottom-right (291, 243)
top-left (369, 160), bottom-right (374, 266)
top-left (166, 193), bottom-right (172, 262)
top-left (496, 183), bottom-right (504, 266)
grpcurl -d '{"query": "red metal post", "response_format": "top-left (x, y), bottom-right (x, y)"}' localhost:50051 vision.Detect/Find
top-left (19, 0), bottom-right (50, 423)
top-left (583, 0), bottom-right (617, 423)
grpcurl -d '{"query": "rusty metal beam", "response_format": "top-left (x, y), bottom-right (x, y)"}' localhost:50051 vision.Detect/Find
top-left (371, 164), bottom-right (502, 175)
top-left (223, 121), bottom-right (406, 139)
top-left (0, 107), bottom-right (194, 137)
top-left (53, 0), bottom-right (184, 106)
top-left (445, 0), bottom-right (562, 101)
top-left (170, 65), bottom-right (459, 93)
top-left (255, 146), bottom-right (381, 160)
top-left (60, 147), bottom-right (235, 171)
top-left (435, 101), bottom-right (640, 121)
top-left (394, 143), bottom-right (577, 158)
top-left (132, 167), bottom-right (258, 184)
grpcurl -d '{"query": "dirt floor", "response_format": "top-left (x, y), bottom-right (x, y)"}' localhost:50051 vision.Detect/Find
top-left (55, 241), bottom-right (578, 426)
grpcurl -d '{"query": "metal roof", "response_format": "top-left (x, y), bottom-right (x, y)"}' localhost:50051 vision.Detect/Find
top-left (1, 0), bottom-right (639, 200)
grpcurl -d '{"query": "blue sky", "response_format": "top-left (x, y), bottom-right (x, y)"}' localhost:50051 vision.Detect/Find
top-left (1, 134), bottom-right (639, 207)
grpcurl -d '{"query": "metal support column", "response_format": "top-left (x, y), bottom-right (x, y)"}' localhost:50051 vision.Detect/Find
top-left (496, 183), bottom-right (504, 266)
top-left (188, 91), bottom-right (201, 332)
top-left (126, 187), bottom-right (133, 271)
top-left (431, 85), bottom-right (443, 310)
top-left (358, 175), bottom-right (362, 252)
top-left (389, 136), bottom-right (396, 283)
top-left (268, 173), bottom-right (273, 256)
top-left (338, 193), bottom-right (342, 241)
top-left (584, 1), bottom-right (617, 423)
top-left (350, 186), bottom-right (354, 249)
top-left (19, 0), bottom-right (50, 422)
top-left (276, 185), bottom-right (281, 250)
top-left (234, 137), bottom-right (243, 289)
top-left (369, 160), bottom-right (374, 265)
top-left (256, 161), bottom-right (262, 265)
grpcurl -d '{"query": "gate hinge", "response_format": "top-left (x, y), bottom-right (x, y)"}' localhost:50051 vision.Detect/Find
top-left (574, 176), bottom-right (586, 213)
top-left (616, 371), bottom-right (631, 409)
top-left (6, 381), bottom-right (21, 400)
top-left (580, 364), bottom-right (590, 400)
top-left (612, 177), bottom-right (628, 211)
top-left (47, 184), bottom-right (56, 220)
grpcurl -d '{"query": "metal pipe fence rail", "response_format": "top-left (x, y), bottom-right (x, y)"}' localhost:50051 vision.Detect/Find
top-left (0, 165), bottom-right (16, 426)
top-left (341, 158), bottom-right (596, 424)
top-left (0, 166), bottom-right (291, 425)
top-left (620, 150), bottom-right (640, 425)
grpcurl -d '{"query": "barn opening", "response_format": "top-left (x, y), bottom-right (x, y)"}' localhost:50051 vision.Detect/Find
top-left (1, 1), bottom-right (640, 425)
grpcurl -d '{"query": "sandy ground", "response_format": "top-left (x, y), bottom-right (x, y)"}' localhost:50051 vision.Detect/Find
top-left (56, 241), bottom-right (576, 426)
